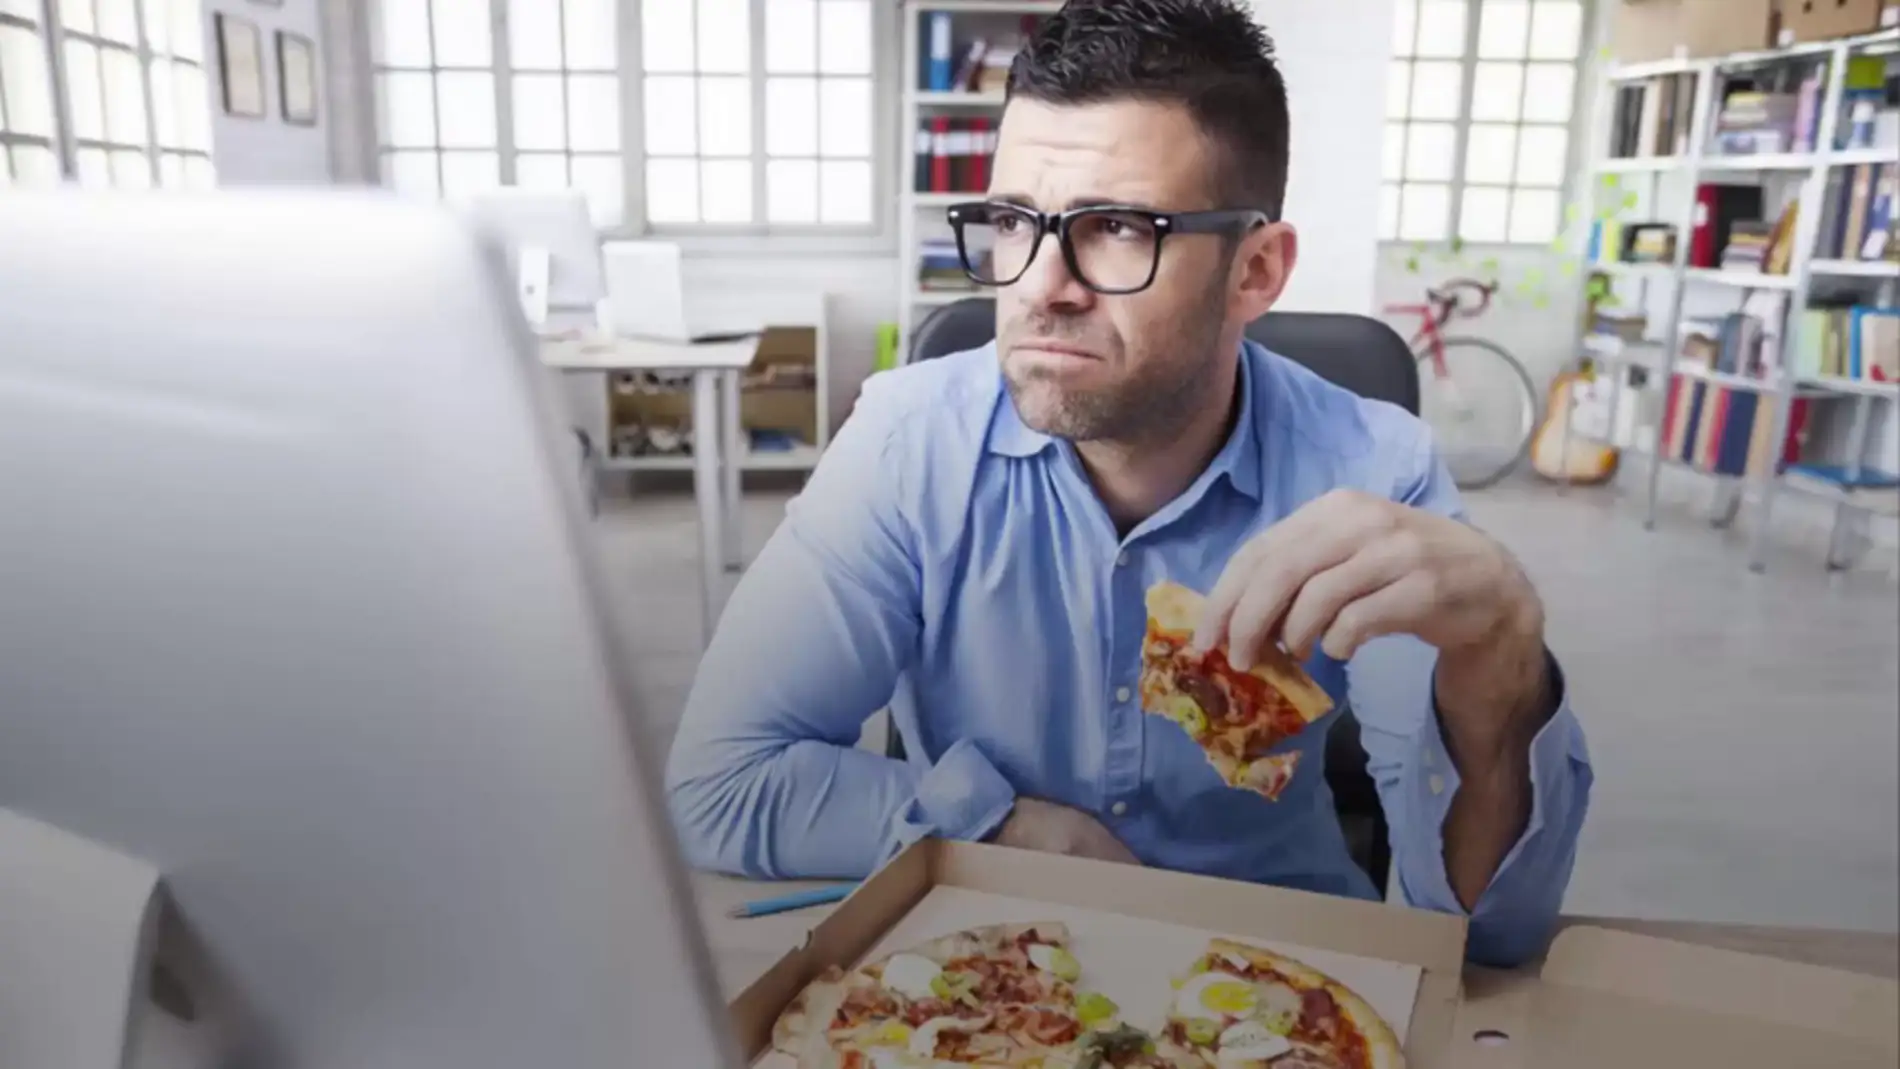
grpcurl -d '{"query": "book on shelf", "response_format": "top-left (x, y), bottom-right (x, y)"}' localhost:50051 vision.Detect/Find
top-left (1814, 164), bottom-right (1897, 263)
top-left (1790, 306), bottom-right (1899, 383)
top-left (1609, 72), bottom-right (1696, 159)
top-left (915, 117), bottom-right (997, 194)
top-left (918, 12), bottom-right (1041, 93)
top-left (1659, 376), bottom-right (1809, 479)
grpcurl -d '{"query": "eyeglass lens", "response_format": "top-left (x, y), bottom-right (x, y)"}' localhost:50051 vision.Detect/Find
top-left (957, 205), bottom-right (1162, 293)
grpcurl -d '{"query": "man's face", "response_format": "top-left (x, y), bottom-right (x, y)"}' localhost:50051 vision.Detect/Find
top-left (988, 97), bottom-right (1244, 444)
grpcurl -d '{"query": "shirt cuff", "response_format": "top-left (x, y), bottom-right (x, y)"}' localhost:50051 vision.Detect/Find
top-left (1399, 652), bottom-right (1592, 921)
top-left (889, 738), bottom-right (1018, 856)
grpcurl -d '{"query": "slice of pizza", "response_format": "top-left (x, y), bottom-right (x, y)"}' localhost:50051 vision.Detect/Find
top-left (1140, 581), bottom-right (1333, 801)
top-left (773, 921), bottom-right (1121, 1068)
top-left (1156, 938), bottom-right (1403, 1069)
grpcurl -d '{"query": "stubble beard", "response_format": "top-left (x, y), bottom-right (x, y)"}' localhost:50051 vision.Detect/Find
top-left (1000, 284), bottom-right (1230, 447)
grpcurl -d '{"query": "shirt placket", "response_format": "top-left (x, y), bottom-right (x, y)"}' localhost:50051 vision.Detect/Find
top-left (1100, 537), bottom-right (1146, 816)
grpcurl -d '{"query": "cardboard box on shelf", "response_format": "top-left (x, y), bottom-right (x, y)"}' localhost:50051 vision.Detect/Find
top-left (1611, 0), bottom-right (1779, 63)
top-left (1779, 0), bottom-right (1893, 43)
top-left (729, 840), bottom-right (1900, 1069)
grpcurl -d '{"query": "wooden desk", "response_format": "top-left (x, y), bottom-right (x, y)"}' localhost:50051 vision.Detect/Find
top-left (690, 872), bottom-right (1900, 1000)
top-left (542, 332), bottom-right (760, 644)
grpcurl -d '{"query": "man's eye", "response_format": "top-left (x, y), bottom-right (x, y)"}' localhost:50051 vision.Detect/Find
top-left (993, 215), bottom-right (1024, 235)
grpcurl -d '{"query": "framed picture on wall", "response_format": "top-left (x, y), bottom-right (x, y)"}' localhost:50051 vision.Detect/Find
top-left (214, 14), bottom-right (266, 119)
top-left (277, 31), bottom-right (318, 127)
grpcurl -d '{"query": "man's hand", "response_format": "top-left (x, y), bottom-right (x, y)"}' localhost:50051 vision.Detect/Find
top-left (1192, 490), bottom-right (1556, 909)
top-left (991, 798), bottom-right (1140, 864)
top-left (1192, 489), bottom-right (1548, 751)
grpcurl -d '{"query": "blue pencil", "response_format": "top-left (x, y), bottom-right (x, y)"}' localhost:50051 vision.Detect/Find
top-left (727, 883), bottom-right (857, 919)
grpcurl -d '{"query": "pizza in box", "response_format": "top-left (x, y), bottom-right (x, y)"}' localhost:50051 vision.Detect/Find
top-left (771, 923), bottom-right (1402, 1068)
top-left (1139, 582), bottom-right (1333, 801)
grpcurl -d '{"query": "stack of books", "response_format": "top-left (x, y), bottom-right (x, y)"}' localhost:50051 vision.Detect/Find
top-left (1608, 73), bottom-right (1696, 159)
top-left (1712, 90), bottom-right (1803, 156)
top-left (918, 238), bottom-right (973, 293)
top-left (1720, 222), bottom-right (1775, 272)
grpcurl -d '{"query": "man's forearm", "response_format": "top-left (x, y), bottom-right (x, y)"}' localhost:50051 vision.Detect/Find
top-left (1433, 601), bottom-right (1555, 910)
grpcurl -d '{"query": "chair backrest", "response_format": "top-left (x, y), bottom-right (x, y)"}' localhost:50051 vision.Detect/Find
top-left (906, 297), bottom-right (999, 366)
top-left (906, 297), bottom-right (1420, 420)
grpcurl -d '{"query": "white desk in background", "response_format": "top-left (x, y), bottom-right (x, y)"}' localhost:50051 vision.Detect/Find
top-left (541, 331), bottom-right (761, 643)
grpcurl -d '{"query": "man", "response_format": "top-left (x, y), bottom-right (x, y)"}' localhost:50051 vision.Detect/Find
top-left (665, 0), bottom-right (1591, 968)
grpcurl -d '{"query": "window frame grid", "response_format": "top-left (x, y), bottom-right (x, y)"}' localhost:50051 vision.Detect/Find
top-left (1383, 0), bottom-right (1593, 247)
top-left (623, 0), bottom-right (888, 240)
top-left (4, 0), bottom-right (212, 188)
top-left (368, 0), bottom-right (893, 252)
top-left (0, 6), bottom-right (61, 176)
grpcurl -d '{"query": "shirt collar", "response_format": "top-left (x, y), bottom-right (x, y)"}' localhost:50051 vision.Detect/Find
top-left (988, 338), bottom-right (1265, 504)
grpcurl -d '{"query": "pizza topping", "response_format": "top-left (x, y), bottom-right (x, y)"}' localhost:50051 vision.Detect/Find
top-left (927, 970), bottom-right (982, 1010)
top-left (1177, 673), bottom-right (1230, 723)
top-left (1215, 1020), bottom-right (1293, 1064)
top-left (908, 1013), bottom-right (994, 1059)
top-left (1298, 988), bottom-right (1339, 1034)
top-left (1175, 971), bottom-right (1258, 1020)
top-left (1075, 991), bottom-right (1119, 1030)
top-left (1181, 1018), bottom-right (1221, 1046)
top-left (1253, 981), bottom-right (1300, 1036)
top-left (863, 1020), bottom-right (912, 1047)
top-left (879, 953), bottom-right (943, 1002)
top-left (1028, 943), bottom-right (1083, 982)
top-left (1073, 1024), bottom-right (1159, 1069)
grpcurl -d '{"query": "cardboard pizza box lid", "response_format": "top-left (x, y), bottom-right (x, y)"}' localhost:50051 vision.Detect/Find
top-left (728, 839), bottom-right (1472, 1067)
top-left (1450, 925), bottom-right (1900, 1068)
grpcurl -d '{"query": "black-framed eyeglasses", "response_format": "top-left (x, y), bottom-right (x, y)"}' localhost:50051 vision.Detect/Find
top-left (945, 201), bottom-right (1272, 295)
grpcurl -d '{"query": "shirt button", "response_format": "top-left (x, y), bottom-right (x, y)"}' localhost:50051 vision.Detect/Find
top-left (1115, 686), bottom-right (1132, 703)
top-left (1428, 773), bottom-right (1446, 797)
top-left (1110, 801), bottom-right (1129, 816)
top-left (1115, 552), bottom-right (1129, 567)
top-left (1421, 747), bottom-right (1435, 769)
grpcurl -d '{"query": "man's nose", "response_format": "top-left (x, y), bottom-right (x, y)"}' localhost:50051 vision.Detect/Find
top-left (1013, 230), bottom-right (1095, 312)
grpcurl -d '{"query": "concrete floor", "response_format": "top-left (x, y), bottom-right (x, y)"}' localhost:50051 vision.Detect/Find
top-left (604, 477), bottom-right (1900, 933)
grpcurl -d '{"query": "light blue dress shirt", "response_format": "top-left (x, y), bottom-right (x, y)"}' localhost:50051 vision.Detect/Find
top-left (665, 340), bottom-right (1593, 967)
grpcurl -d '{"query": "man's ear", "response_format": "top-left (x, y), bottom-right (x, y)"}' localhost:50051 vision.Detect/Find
top-left (1231, 221), bottom-right (1298, 323)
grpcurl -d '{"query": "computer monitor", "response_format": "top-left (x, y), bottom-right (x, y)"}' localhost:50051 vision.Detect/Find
top-left (0, 190), bottom-right (741, 1069)
top-left (458, 187), bottom-right (607, 326)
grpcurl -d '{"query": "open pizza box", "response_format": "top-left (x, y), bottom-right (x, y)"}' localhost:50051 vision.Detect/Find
top-left (728, 839), bottom-right (1470, 1067)
top-left (725, 839), bottom-right (1900, 1069)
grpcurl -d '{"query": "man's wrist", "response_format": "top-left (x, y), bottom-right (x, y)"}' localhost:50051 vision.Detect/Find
top-left (1435, 579), bottom-right (1554, 770)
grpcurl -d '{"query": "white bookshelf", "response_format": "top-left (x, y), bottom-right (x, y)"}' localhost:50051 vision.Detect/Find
top-left (897, 0), bottom-right (1059, 352)
top-left (1574, 27), bottom-right (1900, 572)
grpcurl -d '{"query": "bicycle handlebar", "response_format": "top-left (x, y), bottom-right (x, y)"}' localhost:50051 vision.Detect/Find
top-left (1424, 278), bottom-right (1499, 326)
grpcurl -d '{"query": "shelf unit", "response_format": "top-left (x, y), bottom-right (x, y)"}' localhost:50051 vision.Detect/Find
top-left (897, 0), bottom-right (1063, 352)
top-left (1569, 27), bottom-right (1900, 573)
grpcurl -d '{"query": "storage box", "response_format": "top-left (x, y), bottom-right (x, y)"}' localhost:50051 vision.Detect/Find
top-left (1611, 0), bottom-right (1779, 62)
top-left (1779, 0), bottom-right (1893, 43)
top-left (729, 840), bottom-right (1900, 1069)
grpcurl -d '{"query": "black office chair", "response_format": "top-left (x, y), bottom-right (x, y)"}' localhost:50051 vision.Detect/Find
top-left (898, 297), bottom-right (1418, 894)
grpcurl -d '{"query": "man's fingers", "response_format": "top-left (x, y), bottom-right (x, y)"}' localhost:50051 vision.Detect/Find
top-left (1193, 537), bottom-right (1268, 653)
top-left (1279, 542), bottom-right (1412, 660)
top-left (1319, 571), bottom-right (1434, 661)
top-left (1223, 561), bottom-right (1302, 670)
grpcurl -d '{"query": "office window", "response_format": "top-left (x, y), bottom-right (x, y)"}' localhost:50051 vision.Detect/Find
top-left (0, 0), bottom-right (60, 185)
top-left (1382, 0), bottom-right (1584, 244)
top-left (372, 0), bottom-right (880, 234)
top-left (0, 0), bottom-right (211, 189)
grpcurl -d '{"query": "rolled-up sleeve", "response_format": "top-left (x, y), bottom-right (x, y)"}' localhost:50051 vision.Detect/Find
top-left (1349, 414), bottom-right (1594, 967)
top-left (663, 374), bottom-right (1017, 880)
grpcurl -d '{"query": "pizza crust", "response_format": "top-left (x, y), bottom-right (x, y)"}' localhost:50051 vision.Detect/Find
top-left (1202, 939), bottom-right (1406, 1069)
top-left (1143, 581), bottom-right (1333, 725)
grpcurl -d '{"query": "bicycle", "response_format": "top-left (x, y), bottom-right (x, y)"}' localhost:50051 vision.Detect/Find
top-left (1383, 278), bottom-right (1539, 491)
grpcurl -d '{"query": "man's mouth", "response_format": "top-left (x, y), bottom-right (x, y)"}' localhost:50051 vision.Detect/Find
top-left (1014, 340), bottom-right (1102, 362)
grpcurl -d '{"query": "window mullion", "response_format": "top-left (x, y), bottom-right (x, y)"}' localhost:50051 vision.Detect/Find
top-left (132, 0), bottom-right (158, 185)
top-left (422, 0), bottom-right (443, 190)
top-left (1448, 0), bottom-right (1484, 243)
top-left (748, 0), bottom-right (766, 229)
top-left (619, 0), bottom-right (646, 232)
top-left (493, 0), bottom-right (515, 185)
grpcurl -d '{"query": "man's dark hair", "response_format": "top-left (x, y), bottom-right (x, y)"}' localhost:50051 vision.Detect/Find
top-left (1007, 0), bottom-right (1290, 219)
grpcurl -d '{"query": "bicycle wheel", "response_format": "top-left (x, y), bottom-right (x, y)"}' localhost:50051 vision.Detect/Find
top-left (1416, 336), bottom-right (1539, 491)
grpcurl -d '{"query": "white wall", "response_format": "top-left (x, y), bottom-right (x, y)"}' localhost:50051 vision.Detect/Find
top-left (1255, 0), bottom-right (1394, 316)
top-left (203, 0), bottom-right (331, 185)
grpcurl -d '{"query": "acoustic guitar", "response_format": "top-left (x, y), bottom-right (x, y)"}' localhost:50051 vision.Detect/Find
top-left (1530, 367), bottom-right (1620, 486)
